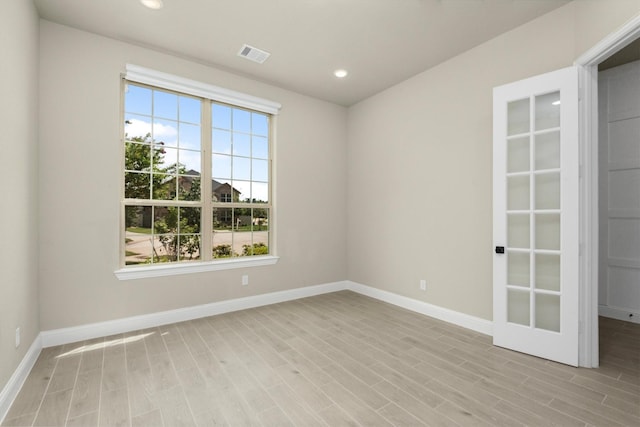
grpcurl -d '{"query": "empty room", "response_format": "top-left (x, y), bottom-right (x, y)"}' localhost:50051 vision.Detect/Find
top-left (1, 0), bottom-right (639, 426)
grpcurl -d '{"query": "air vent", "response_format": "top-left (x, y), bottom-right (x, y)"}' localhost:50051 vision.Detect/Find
top-left (238, 44), bottom-right (271, 64)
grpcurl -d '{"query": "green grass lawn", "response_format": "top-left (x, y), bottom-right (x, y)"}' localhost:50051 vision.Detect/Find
top-left (126, 227), bottom-right (152, 234)
top-left (213, 225), bottom-right (267, 232)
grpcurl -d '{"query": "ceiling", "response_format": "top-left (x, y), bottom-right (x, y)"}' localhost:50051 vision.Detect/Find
top-left (34, 0), bottom-right (571, 106)
top-left (599, 38), bottom-right (640, 71)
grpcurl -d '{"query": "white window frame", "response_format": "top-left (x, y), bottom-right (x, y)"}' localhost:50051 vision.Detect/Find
top-left (115, 65), bottom-right (281, 280)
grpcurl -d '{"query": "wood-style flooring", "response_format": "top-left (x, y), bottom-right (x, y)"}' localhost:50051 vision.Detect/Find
top-left (2, 291), bottom-right (639, 426)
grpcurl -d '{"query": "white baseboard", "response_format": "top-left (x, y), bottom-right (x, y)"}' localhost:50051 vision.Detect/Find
top-left (40, 281), bottom-right (348, 348)
top-left (41, 279), bottom-right (493, 348)
top-left (0, 336), bottom-right (42, 425)
top-left (599, 304), bottom-right (640, 325)
top-left (346, 281), bottom-right (493, 336)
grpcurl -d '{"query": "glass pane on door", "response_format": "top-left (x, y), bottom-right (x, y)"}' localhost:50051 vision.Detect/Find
top-left (508, 176), bottom-right (530, 210)
top-left (508, 214), bottom-right (530, 248)
top-left (535, 214), bottom-right (560, 250)
top-left (508, 289), bottom-right (530, 326)
top-left (508, 136), bottom-right (530, 173)
top-left (535, 173), bottom-right (560, 210)
top-left (535, 293), bottom-right (561, 332)
top-left (535, 253), bottom-right (561, 291)
top-left (508, 99), bottom-right (530, 136)
top-left (535, 131), bottom-right (560, 170)
top-left (535, 92), bottom-right (560, 131)
top-left (508, 251), bottom-right (530, 287)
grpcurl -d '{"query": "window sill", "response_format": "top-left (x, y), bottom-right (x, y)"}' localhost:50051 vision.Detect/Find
top-left (114, 256), bottom-right (279, 281)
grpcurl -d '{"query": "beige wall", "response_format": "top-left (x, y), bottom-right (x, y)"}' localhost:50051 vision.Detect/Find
top-left (38, 21), bottom-right (348, 330)
top-left (574, 0), bottom-right (640, 56)
top-left (0, 0), bottom-right (40, 388)
top-left (347, 0), bottom-right (640, 321)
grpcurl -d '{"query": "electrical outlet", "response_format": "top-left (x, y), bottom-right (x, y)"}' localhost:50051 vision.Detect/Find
top-left (242, 275), bottom-right (249, 286)
top-left (15, 327), bottom-right (20, 348)
top-left (419, 280), bottom-right (427, 291)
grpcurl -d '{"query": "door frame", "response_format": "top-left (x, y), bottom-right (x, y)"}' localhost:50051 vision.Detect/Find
top-left (575, 12), bottom-right (640, 368)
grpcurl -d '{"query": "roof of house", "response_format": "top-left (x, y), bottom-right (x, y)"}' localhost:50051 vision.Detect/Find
top-left (184, 169), bottom-right (240, 195)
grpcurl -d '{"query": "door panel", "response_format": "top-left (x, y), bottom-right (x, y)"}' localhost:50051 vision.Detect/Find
top-left (493, 67), bottom-right (580, 366)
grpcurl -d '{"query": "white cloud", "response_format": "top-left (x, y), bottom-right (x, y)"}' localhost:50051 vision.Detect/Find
top-left (178, 150), bottom-right (201, 172)
top-left (125, 118), bottom-right (177, 142)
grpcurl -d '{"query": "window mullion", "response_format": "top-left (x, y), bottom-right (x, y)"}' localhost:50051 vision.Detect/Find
top-left (211, 202), bottom-right (269, 209)
top-left (201, 101), bottom-right (213, 261)
top-left (123, 199), bottom-right (201, 207)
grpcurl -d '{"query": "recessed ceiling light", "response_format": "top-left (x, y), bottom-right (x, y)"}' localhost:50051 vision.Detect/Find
top-left (140, 0), bottom-right (164, 10)
top-left (552, 100), bottom-right (561, 106)
top-left (334, 69), bottom-right (348, 78)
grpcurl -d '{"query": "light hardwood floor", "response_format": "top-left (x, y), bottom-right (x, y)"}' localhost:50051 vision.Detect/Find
top-left (2, 291), bottom-right (639, 426)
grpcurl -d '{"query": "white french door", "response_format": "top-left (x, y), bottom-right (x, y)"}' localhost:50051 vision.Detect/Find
top-left (493, 67), bottom-right (580, 366)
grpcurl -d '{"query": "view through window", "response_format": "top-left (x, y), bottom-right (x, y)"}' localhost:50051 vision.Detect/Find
top-left (123, 81), bottom-right (271, 266)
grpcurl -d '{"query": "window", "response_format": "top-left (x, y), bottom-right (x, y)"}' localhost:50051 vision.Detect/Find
top-left (119, 66), bottom-right (280, 277)
top-left (210, 102), bottom-right (271, 259)
top-left (218, 192), bottom-right (232, 203)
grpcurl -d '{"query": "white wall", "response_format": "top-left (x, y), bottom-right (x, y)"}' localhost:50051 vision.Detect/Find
top-left (38, 21), bottom-right (348, 331)
top-left (0, 0), bottom-right (40, 388)
top-left (347, 0), bottom-right (640, 321)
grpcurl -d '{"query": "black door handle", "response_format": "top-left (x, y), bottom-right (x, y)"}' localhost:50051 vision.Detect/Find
top-left (495, 246), bottom-right (505, 254)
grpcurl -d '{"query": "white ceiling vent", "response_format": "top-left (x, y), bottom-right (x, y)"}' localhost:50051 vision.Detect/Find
top-left (238, 44), bottom-right (271, 64)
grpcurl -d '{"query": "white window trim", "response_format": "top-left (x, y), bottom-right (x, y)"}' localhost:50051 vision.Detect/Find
top-left (125, 64), bottom-right (281, 115)
top-left (117, 65), bottom-right (280, 280)
top-left (115, 255), bottom-right (279, 280)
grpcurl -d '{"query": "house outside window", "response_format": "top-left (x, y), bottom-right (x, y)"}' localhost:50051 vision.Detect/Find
top-left (120, 66), bottom-right (279, 276)
top-left (218, 191), bottom-right (232, 203)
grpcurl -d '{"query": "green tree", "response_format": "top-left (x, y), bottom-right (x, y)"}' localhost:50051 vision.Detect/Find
top-left (152, 207), bottom-right (200, 262)
top-left (213, 244), bottom-right (236, 258)
top-left (124, 126), bottom-right (201, 262)
top-left (124, 130), bottom-right (168, 227)
top-left (242, 243), bottom-right (268, 256)
top-left (150, 179), bottom-right (201, 262)
top-left (124, 131), bottom-right (167, 199)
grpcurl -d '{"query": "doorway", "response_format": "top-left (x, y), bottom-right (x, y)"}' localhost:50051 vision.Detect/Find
top-left (576, 13), bottom-right (640, 368)
top-left (597, 50), bottom-right (640, 325)
top-left (597, 45), bottom-right (640, 372)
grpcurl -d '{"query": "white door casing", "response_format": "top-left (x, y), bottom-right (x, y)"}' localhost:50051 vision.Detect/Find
top-left (493, 67), bottom-right (580, 366)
